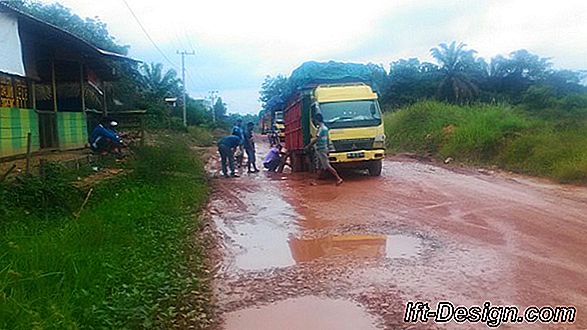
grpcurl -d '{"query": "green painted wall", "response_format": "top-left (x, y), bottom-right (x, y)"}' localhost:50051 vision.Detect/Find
top-left (0, 108), bottom-right (40, 158)
top-left (57, 112), bottom-right (88, 150)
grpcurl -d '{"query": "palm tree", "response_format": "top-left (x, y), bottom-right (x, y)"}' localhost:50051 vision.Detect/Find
top-left (139, 62), bottom-right (181, 101)
top-left (430, 41), bottom-right (479, 103)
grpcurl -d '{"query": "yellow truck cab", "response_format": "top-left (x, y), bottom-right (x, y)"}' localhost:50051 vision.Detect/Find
top-left (311, 83), bottom-right (385, 176)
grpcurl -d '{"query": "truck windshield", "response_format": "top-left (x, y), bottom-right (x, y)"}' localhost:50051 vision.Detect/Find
top-left (275, 111), bottom-right (284, 123)
top-left (319, 100), bottom-right (382, 128)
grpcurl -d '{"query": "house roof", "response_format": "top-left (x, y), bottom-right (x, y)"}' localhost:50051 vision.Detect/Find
top-left (0, 2), bottom-right (140, 64)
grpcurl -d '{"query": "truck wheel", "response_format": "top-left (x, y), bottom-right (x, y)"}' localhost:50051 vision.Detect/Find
top-left (368, 160), bottom-right (382, 176)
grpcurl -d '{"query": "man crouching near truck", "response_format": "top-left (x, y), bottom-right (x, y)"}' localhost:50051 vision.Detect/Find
top-left (307, 113), bottom-right (343, 186)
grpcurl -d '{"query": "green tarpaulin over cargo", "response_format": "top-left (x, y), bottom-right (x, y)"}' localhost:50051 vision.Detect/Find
top-left (288, 61), bottom-right (375, 89)
top-left (268, 61), bottom-right (381, 111)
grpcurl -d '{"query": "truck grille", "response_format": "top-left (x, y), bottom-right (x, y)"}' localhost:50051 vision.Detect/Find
top-left (332, 138), bottom-right (374, 152)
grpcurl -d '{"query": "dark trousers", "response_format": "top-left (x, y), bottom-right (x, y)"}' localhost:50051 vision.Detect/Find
top-left (90, 138), bottom-right (119, 154)
top-left (218, 144), bottom-right (235, 176)
top-left (263, 157), bottom-right (281, 172)
top-left (245, 147), bottom-right (256, 166)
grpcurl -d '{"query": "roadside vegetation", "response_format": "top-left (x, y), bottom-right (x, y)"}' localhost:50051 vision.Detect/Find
top-left (385, 99), bottom-right (587, 183)
top-left (0, 133), bottom-right (213, 329)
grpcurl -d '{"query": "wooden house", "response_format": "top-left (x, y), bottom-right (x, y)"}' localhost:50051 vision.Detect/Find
top-left (0, 3), bottom-right (135, 159)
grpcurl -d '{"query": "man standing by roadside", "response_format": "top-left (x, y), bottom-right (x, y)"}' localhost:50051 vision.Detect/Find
top-left (307, 113), bottom-right (343, 185)
top-left (232, 119), bottom-right (245, 167)
top-left (244, 122), bottom-right (259, 173)
top-left (217, 134), bottom-right (241, 178)
top-left (232, 118), bottom-right (244, 139)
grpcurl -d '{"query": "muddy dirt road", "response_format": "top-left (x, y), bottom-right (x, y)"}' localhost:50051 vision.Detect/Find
top-left (206, 140), bottom-right (587, 329)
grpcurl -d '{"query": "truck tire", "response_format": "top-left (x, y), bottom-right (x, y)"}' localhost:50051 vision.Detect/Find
top-left (367, 160), bottom-right (382, 176)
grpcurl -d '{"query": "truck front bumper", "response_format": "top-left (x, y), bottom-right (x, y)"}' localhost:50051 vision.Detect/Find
top-left (328, 149), bottom-right (385, 163)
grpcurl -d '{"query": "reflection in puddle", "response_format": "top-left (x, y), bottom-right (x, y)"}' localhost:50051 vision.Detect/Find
top-left (212, 171), bottom-right (422, 271)
top-left (213, 187), bottom-right (298, 271)
top-left (223, 296), bottom-right (377, 330)
top-left (215, 217), bottom-right (295, 271)
top-left (289, 234), bottom-right (422, 263)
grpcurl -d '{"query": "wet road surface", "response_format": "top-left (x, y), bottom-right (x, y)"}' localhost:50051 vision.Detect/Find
top-left (206, 139), bottom-right (587, 329)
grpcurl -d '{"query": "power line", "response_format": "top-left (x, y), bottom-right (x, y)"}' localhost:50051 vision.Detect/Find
top-left (175, 31), bottom-right (217, 91)
top-left (183, 29), bottom-right (196, 53)
top-left (121, 0), bottom-right (178, 70)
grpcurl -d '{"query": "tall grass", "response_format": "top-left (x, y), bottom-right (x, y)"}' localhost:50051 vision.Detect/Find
top-left (384, 100), bottom-right (587, 183)
top-left (0, 133), bottom-right (211, 329)
top-left (187, 126), bottom-right (214, 147)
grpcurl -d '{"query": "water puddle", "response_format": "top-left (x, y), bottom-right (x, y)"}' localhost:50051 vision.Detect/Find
top-left (215, 217), bottom-right (295, 270)
top-left (222, 296), bottom-right (378, 330)
top-left (289, 234), bottom-right (422, 263)
top-left (385, 234), bottom-right (423, 258)
top-left (212, 183), bottom-right (299, 271)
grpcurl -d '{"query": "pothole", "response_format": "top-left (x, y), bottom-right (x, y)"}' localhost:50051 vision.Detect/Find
top-left (288, 233), bottom-right (423, 263)
top-left (222, 296), bottom-right (378, 330)
top-left (215, 217), bottom-right (295, 271)
top-left (385, 234), bottom-right (423, 259)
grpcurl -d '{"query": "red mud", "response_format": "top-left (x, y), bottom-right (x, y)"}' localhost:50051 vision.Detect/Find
top-left (207, 137), bottom-right (587, 329)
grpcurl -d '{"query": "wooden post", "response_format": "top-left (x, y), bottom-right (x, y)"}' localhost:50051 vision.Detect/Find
top-left (31, 81), bottom-right (36, 110)
top-left (25, 132), bottom-right (32, 175)
top-left (80, 62), bottom-right (85, 112)
top-left (51, 61), bottom-right (57, 112)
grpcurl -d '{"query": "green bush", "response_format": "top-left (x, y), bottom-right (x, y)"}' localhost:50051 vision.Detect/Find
top-left (384, 101), bottom-right (464, 154)
top-left (440, 105), bottom-right (530, 162)
top-left (384, 100), bottom-right (587, 184)
top-left (498, 128), bottom-right (587, 182)
top-left (1, 162), bottom-right (82, 219)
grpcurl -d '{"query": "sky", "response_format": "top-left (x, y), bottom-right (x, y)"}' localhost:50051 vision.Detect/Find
top-left (40, 0), bottom-right (587, 114)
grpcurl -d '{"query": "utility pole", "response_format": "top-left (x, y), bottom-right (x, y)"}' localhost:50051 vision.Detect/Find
top-left (209, 90), bottom-right (218, 123)
top-left (177, 50), bottom-right (195, 127)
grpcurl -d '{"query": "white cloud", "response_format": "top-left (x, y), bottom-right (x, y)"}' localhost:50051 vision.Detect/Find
top-left (466, 0), bottom-right (587, 68)
top-left (41, 0), bottom-right (587, 113)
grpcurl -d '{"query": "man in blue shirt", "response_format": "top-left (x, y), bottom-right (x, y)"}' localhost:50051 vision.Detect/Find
top-left (89, 119), bottom-right (123, 155)
top-left (217, 134), bottom-right (241, 178)
top-left (231, 119), bottom-right (244, 141)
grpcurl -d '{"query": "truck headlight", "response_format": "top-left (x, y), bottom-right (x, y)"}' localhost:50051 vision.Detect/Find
top-left (373, 134), bottom-right (385, 149)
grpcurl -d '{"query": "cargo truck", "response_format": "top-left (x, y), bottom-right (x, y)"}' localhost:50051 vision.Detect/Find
top-left (260, 109), bottom-right (286, 142)
top-left (284, 82), bottom-right (385, 176)
top-left (260, 111), bottom-right (272, 134)
top-left (274, 110), bottom-right (286, 142)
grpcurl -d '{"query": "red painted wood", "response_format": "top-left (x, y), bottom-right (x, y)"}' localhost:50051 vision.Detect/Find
top-left (284, 96), bottom-right (304, 151)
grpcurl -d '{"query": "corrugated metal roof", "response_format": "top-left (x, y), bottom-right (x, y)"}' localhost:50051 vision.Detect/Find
top-left (0, 2), bottom-right (139, 63)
